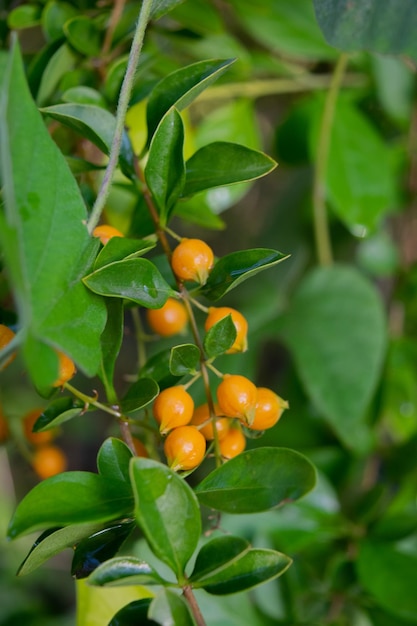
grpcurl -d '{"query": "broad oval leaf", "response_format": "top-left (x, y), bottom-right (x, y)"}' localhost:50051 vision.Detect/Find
top-left (88, 556), bottom-right (167, 587)
top-left (8, 472), bottom-right (134, 539)
top-left (148, 589), bottom-right (197, 626)
top-left (42, 0), bottom-right (78, 42)
top-left (183, 142), bottom-right (277, 197)
top-left (195, 447), bottom-right (316, 513)
top-left (169, 344), bottom-right (201, 376)
top-left (72, 523), bottom-right (136, 579)
top-left (97, 438), bottom-right (134, 484)
top-left (63, 15), bottom-right (102, 57)
top-left (190, 535), bottom-right (250, 583)
top-left (130, 457), bottom-right (201, 577)
top-left (121, 378), bottom-right (160, 413)
top-left (94, 237), bottom-right (157, 271)
top-left (33, 396), bottom-right (85, 432)
top-left (83, 258), bottom-right (174, 308)
top-left (108, 598), bottom-right (156, 626)
top-left (8, 5), bottom-right (41, 29)
top-left (146, 58), bottom-right (235, 144)
top-left (17, 522), bottom-right (105, 576)
top-left (145, 108), bottom-right (185, 225)
top-left (203, 315), bottom-right (237, 358)
top-left (202, 248), bottom-right (289, 301)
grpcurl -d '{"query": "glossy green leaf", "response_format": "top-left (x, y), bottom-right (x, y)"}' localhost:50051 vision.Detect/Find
top-left (183, 142), bottom-right (276, 197)
top-left (108, 599), bottom-right (157, 626)
top-left (280, 265), bottom-right (387, 451)
top-left (97, 438), bottom-right (134, 484)
top-left (17, 523), bottom-right (105, 576)
top-left (169, 344), bottom-right (201, 376)
top-left (203, 315), bottom-right (236, 358)
top-left (201, 248), bottom-right (288, 301)
top-left (150, 0), bottom-right (186, 20)
top-left (22, 335), bottom-right (60, 392)
top-left (310, 97), bottom-right (396, 232)
top-left (139, 350), bottom-right (183, 391)
top-left (88, 556), bottom-right (167, 587)
top-left (195, 447), bottom-right (316, 513)
top-left (195, 548), bottom-right (291, 594)
top-left (41, 103), bottom-right (135, 178)
top-left (7, 472), bottom-right (134, 539)
top-left (83, 258), bottom-right (174, 308)
top-left (357, 539), bottom-right (417, 621)
top-left (148, 589), bottom-right (197, 626)
top-left (130, 457), bottom-right (202, 577)
top-left (8, 5), bottom-right (41, 29)
top-left (146, 59), bottom-right (234, 143)
top-left (0, 41), bottom-right (106, 379)
top-left (313, 0), bottom-right (417, 61)
top-left (36, 43), bottom-right (76, 106)
top-left (99, 299), bottom-right (124, 401)
top-left (145, 108), bottom-right (185, 225)
top-left (42, 1), bottom-right (78, 42)
top-left (94, 237), bottom-right (157, 270)
top-left (121, 378), bottom-right (160, 413)
top-left (64, 16), bottom-right (102, 57)
top-left (33, 396), bottom-right (85, 432)
top-left (190, 536), bottom-right (250, 582)
top-left (72, 523), bottom-right (135, 579)
top-left (62, 86), bottom-right (107, 108)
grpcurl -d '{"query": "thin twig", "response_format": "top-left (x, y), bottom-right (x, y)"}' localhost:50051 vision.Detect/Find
top-left (183, 586), bottom-right (207, 626)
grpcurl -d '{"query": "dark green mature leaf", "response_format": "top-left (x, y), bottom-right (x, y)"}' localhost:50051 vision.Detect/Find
top-left (41, 103), bottom-right (136, 178)
top-left (357, 539), bottom-right (417, 621)
top-left (280, 265), bottom-right (387, 452)
top-left (150, 0), bottom-right (186, 20)
top-left (313, 0), bottom-right (417, 61)
top-left (99, 299), bottom-right (124, 401)
top-left (83, 258), bottom-right (174, 308)
top-left (94, 237), bottom-right (157, 271)
top-left (169, 344), bottom-right (201, 376)
top-left (190, 536), bottom-right (250, 582)
top-left (17, 523), bottom-right (105, 576)
top-left (203, 315), bottom-right (236, 358)
top-left (146, 59), bottom-right (235, 143)
top-left (42, 1), bottom-right (78, 42)
top-left (7, 472), bottom-right (134, 539)
top-left (183, 142), bottom-right (276, 197)
top-left (121, 378), bottom-right (160, 413)
top-left (149, 589), bottom-right (197, 626)
top-left (139, 349), bottom-right (183, 391)
top-left (33, 396), bottom-right (85, 432)
top-left (72, 523), bottom-right (135, 579)
top-left (88, 556), bottom-right (167, 587)
top-left (145, 108), bottom-right (185, 225)
top-left (130, 458), bottom-right (201, 577)
top-left (0, 40), bottom-right (106, 379)
top-left (97, 438), bottom-right (133, 484)
top-left (195, 448), bottom-right (316, 513)
top-left (64, 16), bottom-right (102, 57)
top-left (202, 248), bottom-right (288, 301)
top-left (108, 599), bottom-right (157, 626)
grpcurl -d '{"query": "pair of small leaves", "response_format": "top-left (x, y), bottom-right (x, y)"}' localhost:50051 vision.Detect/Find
top-left (168, 330), bottom-right (237, 375)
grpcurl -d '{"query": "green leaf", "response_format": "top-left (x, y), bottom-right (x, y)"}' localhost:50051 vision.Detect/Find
top-left (148, 589), bottom-right (197, 626)
top-left (64, 16), bottom-right (102, 57)
top-left (169, 344), bottom-right (201, 376)
top-left (7, 472), bottom-right (134, 539)
top-left (62, 86), bottom-right (108, 108)
top-left (190, 536), bottom-right (250, 582)
top-left (310, 97), bottom-right (396, 232)
top-left (83, 258), bottom-right (174, 308)
top-left (202, 248), bottom-right (289, 301)
top-left (17, 523), bottom-right (105, 576)
top-left (130, 457), bottom-right (202, 577)
top-left (195, 447), bottom-right (316, 513)
top-left (36, 43), bottom-right (76, 106)
top-left (94, 237), bottom-right (157, 271)
top-left (42, 1), bottom-right (78, 42)
top-left (66, 156), bottom-right (106, 174)
top-left (145, 108), bottom-right (185, 225)
top-left (203, 315), bottom-right (237, 358)
top-left (88, 556), bottom-right (167, 587)
top-left (22, 335), bottom-right (60, 392)
top-left (77, 580), bottom-right (153, 626)
top-left (97, 438), bottom-right (134, 484)
top-left (121, 378), bottom-right (160, 414)
top-left (139, 350), bottom-right (183, 391)
top-left (357, 539), bottom-right (417, 621)
top-left (99, 299), bottom-right (124, 401)
top-left (41, 103), bottom-right (136, 178)
top-left (107, 599), bottom-right (156, 626)
top-left (72, 523), bottom-right (135, 579)
top-left (0, 41), bottom-right (107, 379)
top-left (313, 0), bottom-right (417, 61)
top-left (33, 396), bottom-right (85, 431)
top-left (183, 142), bottom-right (276, 197)
top-left (146, 59), bottom-right (235, 143)
top-left (8, 5), bottom-right (41, 29)
top-left (150, 0), bottom-right (186, 20)
top-left (280, 265), bottom-right (387, 452)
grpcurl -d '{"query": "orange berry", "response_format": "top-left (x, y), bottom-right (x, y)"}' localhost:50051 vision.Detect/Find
top-left (52, 351), bottom-right (76, 387)
top-left (0, 324), bottom-right (16, 370)
top-left (146, 298), bottom-right (188, 337)
top-left (219, 427), bottom-right (246, 459)
top-left (190, 403), bottom-right (230, 441)
top-left (93, 224), bottom-right (124, 245)
top-left (132, 437), bottom-right (149, 457)
top-left (171, 238), bottom-right (214, 284)
top-left (153, 385), bottom-right (194, 434)
top-left (32, 445), bottom-right (67, 480)
top-left (205, 307), bottom-right (248, 354)
top-left (216, 374), bottom-right (257, 425)
top-left (164, 425), bottom-right (206, 471)
top-left (0, 408), bottom-right (9, 444)
top-left (23, 408), bottom-right (56, 445)
top-left (248, 388), bottom-right (289, 431)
